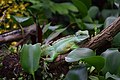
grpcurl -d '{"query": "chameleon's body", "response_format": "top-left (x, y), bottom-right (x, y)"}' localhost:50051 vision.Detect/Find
top-left (41, 30), bottom-right (89, 62)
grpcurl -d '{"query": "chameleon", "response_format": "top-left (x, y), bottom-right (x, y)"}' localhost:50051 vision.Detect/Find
top-left (41, 30), bottom-right (89, 62)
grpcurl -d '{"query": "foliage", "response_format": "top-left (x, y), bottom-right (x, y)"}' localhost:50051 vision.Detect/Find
top-left (1, 0), bottom-right (120, 80)
top-left (20, 43), bottom-right (41, 80)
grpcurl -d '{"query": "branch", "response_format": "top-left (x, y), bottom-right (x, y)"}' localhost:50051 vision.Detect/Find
top-left (0, 24), bottom-right (36, 44)
top-left (80, 17), bottom-right (120, 51)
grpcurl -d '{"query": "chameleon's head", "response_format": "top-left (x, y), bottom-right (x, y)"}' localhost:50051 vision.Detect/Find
top-left (75, 30), bottom-right (89, 42)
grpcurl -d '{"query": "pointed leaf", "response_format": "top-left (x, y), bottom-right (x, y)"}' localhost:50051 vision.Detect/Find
top-left (45, 28), bottom-right (66, 43)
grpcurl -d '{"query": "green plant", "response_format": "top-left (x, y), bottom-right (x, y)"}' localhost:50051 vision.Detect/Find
top-left (20, 43), bottom-right (41, 80)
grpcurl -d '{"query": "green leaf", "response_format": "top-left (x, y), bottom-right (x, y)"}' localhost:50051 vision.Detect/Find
top-left (84, 56), bottom-right (105, 71)
top-left (80, 0), bottom-right (91, 8)
top-left (20, 43), bottom-right (41, 76)
top-left (112, 32), bottom-right (120, 48)
top-left (11, 16), bottom-right (34, 26)
top-left (42, 23), bottom-right (51, 34)
top-left (88, 6), bottom-right (99, 19)
top-left (65, 48), bottom-right (95, 62)
top-left (45, 28), bottom-right (67, 43)
top-left (71, 0), bottom-right (88, 17)
top-left (101, 48), bottom-right (120, 74)
top-left (64, 64), bottom-right (88, 80)
top-left (104, 16), bottom-right (116, 28)
top-left (60, 3), bottom-right (78, 12)
top-left (52, 4), bottom-right (68, 14)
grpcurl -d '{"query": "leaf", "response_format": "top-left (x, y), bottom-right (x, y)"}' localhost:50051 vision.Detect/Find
top-left (60, 3), bottom-right (78, 12)
top-left (84, 56), bottom-right (105, 71)
top-left (80, 0), bottom-right (91, 8)
top-left (106, 72), bottom-right (120, 80)
top-left (101, 48), bottom-right (120, 74)
top-left (52, 4), bottom-right (68, 14)
top-left (64, 64), bottom-right (88, 80)
top-left (84, 23), bottom-right (103, 30)
top-left (101, 9), bottom-right (119, 19)
top-left (89, 76), bottom-right (99, 80)
top-left (71, 0), bottom-right (88, 17)
top-left (65, 48), bottom-right (95, 62)
top-left (11, 16), bottom-right (34, 26)
top-left (45, 28), bottom-right (67, 43)
top-left (42, 23), bottom-right (51, 34)
top-left (104, 16), bottom-right (116, 28)
top-left (88, 6), bottom-right (99, 19)
top-left (20, 43), bottom-right (41, 76)
top-left (112, 32), bottom-right (120, 48)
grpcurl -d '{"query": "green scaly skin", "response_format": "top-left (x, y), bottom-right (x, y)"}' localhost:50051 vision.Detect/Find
top-left (41, 30), bottom-right (89, 62)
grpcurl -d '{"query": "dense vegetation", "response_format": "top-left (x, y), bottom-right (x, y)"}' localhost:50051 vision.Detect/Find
top-left (0, 0), bottom-right (120, 80)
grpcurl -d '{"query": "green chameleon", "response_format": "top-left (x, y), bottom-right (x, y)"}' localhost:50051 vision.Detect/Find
top-left (41, 30), bottom-right (89, 62)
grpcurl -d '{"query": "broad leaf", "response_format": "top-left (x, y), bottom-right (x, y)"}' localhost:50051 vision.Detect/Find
top-left (64, 64), bottom-right (88, 80)
top-left (20, 43), bottom-right (41, 77)
top-left (101, 48), bottom-right (120, 74)
top-left (65, 48), bottom-right (95, 62)
top-left (84, 56), bottom-right (105, 71)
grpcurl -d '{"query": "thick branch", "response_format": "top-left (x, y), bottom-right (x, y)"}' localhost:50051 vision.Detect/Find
top-left (80, 17), bottom-right (120, 51)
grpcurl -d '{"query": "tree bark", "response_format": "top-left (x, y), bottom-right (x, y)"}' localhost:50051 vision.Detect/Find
top-left (0, 24), bottom-right (36, 44)
top-left (80, 17), bottom-right (120, 51)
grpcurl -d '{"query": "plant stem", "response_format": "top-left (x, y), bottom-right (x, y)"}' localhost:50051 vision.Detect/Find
top-left (32, 73), bottom-right (35, 80)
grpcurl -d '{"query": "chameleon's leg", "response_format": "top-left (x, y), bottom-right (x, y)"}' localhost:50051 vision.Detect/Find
top-left (45, 52), bottom-right (59, 62)
top-left (71, 43), bottom-right (79, 49)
